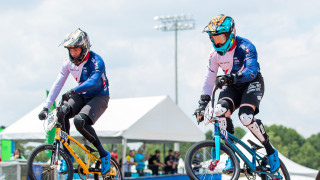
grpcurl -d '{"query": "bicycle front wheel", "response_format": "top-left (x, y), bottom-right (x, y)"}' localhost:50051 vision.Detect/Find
top-left (27, 144), bottom-right (74, 180)
top-left (94, 157), bottom-right (123, 180)
top-left (185, 140), bottom-right (240, 180)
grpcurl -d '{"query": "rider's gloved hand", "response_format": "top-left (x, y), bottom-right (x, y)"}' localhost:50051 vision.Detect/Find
top-left (216, 73), bottom-right (242, 88)
top-left (194, 95), bottom-right (211, 124)
top-left (62, 89), bottom-right (75, 102)
top-left (38, 107), bottom-right (49, 120)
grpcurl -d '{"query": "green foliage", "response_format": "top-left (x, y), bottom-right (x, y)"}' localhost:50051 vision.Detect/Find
top-left (205, 130), bottom-right (213, 140)
top-left (234, 127), bottom-right (246, 139)
top-left (265, 125), bottom-right (320, 169)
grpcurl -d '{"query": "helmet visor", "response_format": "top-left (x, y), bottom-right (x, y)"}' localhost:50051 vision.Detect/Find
top-left (210, 33), bottom-right (227, 48)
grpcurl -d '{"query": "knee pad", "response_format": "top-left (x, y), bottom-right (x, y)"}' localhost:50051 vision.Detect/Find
top-left (218, 117), bottom-right (234, 135)
top-left (239, 106), bottom-right (254, 126)
top-left (74, 114), bottom-right (96, 143)
top-left (247, 119), bottom-right (268, 143)
top-left (214, 99), bottom-right (232, 117)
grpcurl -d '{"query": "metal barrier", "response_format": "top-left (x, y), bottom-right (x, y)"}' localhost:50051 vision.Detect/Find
top-left (0, 160), bottom-right (28, 180)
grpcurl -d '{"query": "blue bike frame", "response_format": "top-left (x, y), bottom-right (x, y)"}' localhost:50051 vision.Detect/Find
top-left (213, 119), bottom-right (268, 173)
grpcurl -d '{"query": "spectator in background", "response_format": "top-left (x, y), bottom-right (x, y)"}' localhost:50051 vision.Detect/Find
top-left (164, 149), bottom-right (175, 174)
top-left (134, 148), bottom-right (150, 177)
top-left (10, 149), bottom-right (26, 160)
top-left (173, 151), bottom-right (181, 174)
top-left (148, 150), bottom-right (165, 176)
top-left (111, 148), bottom-right (119, 163)
top-left (192, 153), bottom-right (202, 173)
top-left (124, 150), bottom-right (138, 177)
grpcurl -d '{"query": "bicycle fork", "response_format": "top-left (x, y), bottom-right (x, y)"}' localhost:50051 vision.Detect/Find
top-left (208, 121), bottom-right (221, 171)
top-left (53, 139), bottom-right (61, 165)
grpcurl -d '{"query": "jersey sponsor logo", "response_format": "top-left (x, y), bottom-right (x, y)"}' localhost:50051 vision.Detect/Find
top-left (247, 82), bottom-right (261, 94)
top-left (219, 61), bottom-right (230, 65)
top-left (233, 57), bottom-right (240, 64)
top-left (83, 67), bottom-right (87, 74)
top-left (70, 68), bottom-right (79, 72)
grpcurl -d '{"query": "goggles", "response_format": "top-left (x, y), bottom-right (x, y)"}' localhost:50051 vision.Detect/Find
top-left (210, 33), bottom-right (227, 47)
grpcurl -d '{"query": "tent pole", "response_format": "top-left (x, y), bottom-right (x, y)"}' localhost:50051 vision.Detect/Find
top-left (121, 138), bottom-right (127, 178)
top-left (174, 142), bottom-right (180, 151)
top-left (163, 144), bottom-right (166, 163)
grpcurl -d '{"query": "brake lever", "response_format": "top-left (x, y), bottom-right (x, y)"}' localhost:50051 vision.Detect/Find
top-left (196, 112), bottom-right (203, 125)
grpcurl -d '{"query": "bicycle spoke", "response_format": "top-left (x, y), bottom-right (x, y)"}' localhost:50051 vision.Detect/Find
top-left (27, 145), bottom-right (73, 180)
top-left (185, 141), bottom-right (240, 180)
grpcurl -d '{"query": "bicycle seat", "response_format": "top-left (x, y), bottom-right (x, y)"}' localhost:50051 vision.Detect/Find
top-left (84, 144), bottom-right (98, 153)
top-left (247, 139), bottom-right (264, 150)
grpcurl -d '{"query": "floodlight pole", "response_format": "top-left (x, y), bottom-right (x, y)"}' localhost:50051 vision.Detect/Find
top-left (174, 22), bottom-right (178, 104)
top-left (154, 15), bottom-right (195, 105)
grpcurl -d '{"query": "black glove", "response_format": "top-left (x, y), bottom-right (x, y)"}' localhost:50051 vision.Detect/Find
top-left (38, 107), bottom-right (49, 120)
top-left (194, 95), bottom-right (211, 124)
top-left (62, 89), bottom-right (75, 102)
top-left (216, 73), bottom-right (240, 88)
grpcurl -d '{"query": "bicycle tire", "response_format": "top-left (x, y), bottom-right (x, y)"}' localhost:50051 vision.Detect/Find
top-left (94, 157), bottom-right (123, 180)
top-left (27, 144), bottom-right (74, 180)
top-left (185, 140), bottom-right (240, 180)
top-left (261, 158), bottom-right (290, 180)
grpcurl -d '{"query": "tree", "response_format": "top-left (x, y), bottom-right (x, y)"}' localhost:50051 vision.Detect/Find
top-left (265, 125), bottom-right (320, 169)
top-left (205, 130), bottom-right (213, 140)
top-left (234, 126), bottom-right (246, 139)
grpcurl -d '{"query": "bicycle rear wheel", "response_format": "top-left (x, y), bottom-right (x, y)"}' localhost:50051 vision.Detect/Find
top-left (94, 157), bottom-right (123, 180)
top-left (185, 140), bottom-right (240, 180)
top-left (261, 158), bottom-right (290, 180)
top-left (27, 144), bottom-right (74, 180)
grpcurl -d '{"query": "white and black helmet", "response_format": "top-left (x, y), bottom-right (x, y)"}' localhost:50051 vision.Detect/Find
top-left (61, 28), bottom-right (91, 65)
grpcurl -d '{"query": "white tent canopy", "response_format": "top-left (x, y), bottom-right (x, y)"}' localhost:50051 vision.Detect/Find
top-left (0, 95), bottom-right (205, 143)
top-left (239, 132), bottom-right (318, 179)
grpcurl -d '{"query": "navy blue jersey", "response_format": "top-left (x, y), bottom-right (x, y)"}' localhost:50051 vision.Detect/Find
top-left (45, 51), bottom-right (109, 109)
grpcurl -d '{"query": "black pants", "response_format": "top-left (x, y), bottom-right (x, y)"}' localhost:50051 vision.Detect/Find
top-left (149, 165), bottom-right (159, 175)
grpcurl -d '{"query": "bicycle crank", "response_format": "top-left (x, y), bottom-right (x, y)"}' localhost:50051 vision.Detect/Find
top-left (77, 165), bottom-right (89, 180)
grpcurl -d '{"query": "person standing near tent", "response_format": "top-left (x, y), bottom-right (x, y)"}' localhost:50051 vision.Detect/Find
top-left (148, 150), bottom-right (165, 176)
top-left (124, 150), bottom-right (138, 177)
top-left (111, 148), bottom-right (119, 163)
top-left (192, 153), bottom-right (202, 173)
top-left (172, 151), bottom-right (180, 174)
top-left (10, 149), bottom-right (26, 160)
top-left (164, 149), bottom-right (175, 174)
top-left (194, 14), bottom-right (280, 172)
top-left (38, 28), bottom-right (111, 176)
top-left (134, 148), bottom-right (150, 177)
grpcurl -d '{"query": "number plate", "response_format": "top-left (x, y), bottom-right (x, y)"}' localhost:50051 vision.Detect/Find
top-left (60, 131), bottom-right (68, 141)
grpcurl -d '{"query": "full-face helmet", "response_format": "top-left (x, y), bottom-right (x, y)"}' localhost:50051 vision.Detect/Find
top-left (203, 14), bottom-right (236, 56)
top-left (61, 28), bottom-right (91, 65)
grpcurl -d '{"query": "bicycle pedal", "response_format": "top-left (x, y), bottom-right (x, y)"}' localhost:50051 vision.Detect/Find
top-left (104, 176), bottom-right (114, 180)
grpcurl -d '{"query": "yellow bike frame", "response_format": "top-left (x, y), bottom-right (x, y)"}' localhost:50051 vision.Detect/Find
top-left (54, 127), bottom-right (116, 177)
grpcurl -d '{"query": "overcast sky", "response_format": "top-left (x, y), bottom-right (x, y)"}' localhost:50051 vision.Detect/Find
top-left (1, 0), bottom-right (319, 138)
